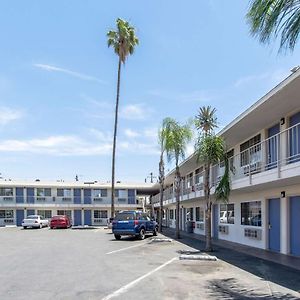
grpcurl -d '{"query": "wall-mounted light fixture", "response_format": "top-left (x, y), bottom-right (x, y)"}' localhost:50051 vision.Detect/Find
top-left (281, 191), bottom-right (286, 198)
top-left (280, 118), bottom-right (285, 125)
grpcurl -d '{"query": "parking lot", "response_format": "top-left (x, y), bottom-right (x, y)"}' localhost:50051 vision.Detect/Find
top-left (1, 227), bottom-right (300, 300)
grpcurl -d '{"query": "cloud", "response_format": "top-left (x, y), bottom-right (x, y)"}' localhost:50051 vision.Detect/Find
top-left (34, 64), bottom-right (107, 84)
top-left (0, 107), bottom-right (23, 125)
top-left (120, 104), bottom-right (152, 120)
top-left (124, 129), bottom-right (140, 138)
top-left (0, 135), bottom-right (112, 156)
top-left (234, 69), bottom-right (289, 88)
top-left (148, 89), bottom-right (211, 103)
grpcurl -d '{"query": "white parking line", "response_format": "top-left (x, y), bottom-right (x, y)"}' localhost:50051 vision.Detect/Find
top-left (102, 257), bottom-right (177, 300)
top-left (106, 242), bottom-right (148, 255)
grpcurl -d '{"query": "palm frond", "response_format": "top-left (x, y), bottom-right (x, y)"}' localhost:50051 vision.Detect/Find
top-left (195, 106), bottom-right (218, 135)
top-left (247, 0), bottom-right (300, 52)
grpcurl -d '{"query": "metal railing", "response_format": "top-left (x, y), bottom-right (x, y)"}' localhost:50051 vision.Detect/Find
top-left (153, 121), bottom-right (300, 205)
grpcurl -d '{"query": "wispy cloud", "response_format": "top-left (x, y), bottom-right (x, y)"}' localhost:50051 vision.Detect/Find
top-left (120, 104), bottom-right (153, 120)
top-left (0, 107), bottom-right (23, 125)
top-left (148, 89), bottom-right (211, 103)
top-left (234, 69), bottom-right (289, 88)
top-left (124, 128), bottom-right (140, 138)
top-left (34, 64), bottom-right (107, 84)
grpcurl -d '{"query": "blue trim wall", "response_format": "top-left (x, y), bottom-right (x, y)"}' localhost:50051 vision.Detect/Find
top-left (84, 189), bottom-right (91, 204)
top-left (16, 187), bottom-right (24, 203)
top-left (74, 188), bottom-right (81, 204)
top-left (26, 188), bottom-right (35, 203)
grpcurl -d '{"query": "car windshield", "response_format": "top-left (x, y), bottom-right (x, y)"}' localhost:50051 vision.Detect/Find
top-left (115, 212), bottom-right (135, 221)
top-left (27, 215), bottom-right (38, 219)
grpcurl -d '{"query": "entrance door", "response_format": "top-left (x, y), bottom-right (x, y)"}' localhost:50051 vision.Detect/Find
top-left (213, 204), bottom-right (219, 239)
top-left (84, 210), bottom-right (92, 226)
top-left (268, 198), bottom-right (280, 252)
top-left (183, 208), bottom-right (186, 231)
top-left (290, 196), bottom-right (300, 256)
top-left (74, 210), bottom-right (82, 226)
top-left (16, 210), bottom-right (24, 226)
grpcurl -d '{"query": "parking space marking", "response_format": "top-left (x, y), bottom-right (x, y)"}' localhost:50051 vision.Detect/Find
top-left (106, 241), bottom-right (149, 255)
top-left (102, 257), bottom-right (177, 300)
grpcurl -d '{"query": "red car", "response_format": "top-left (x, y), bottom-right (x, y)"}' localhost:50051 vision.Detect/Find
top-left (50, 215), bottom-right (72, 229)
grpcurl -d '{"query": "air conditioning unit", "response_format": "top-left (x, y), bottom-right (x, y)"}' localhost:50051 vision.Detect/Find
top-left (244, 228), bottom-right (262, 240)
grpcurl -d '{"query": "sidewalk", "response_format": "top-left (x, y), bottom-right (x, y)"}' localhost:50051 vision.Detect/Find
top-left (162, 227), bottom-right (300, 271)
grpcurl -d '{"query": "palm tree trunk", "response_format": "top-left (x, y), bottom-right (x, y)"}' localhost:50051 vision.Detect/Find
top-left (175, 164), bottom-right (181, 239)
top-left (204, 163), bottom-right (212, 251)
top-left (159, 154), bottom-right (164, 233)
top-left (111, 57), bottom-right (122, 218)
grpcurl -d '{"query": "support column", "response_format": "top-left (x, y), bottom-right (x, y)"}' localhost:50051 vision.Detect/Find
top-left (280, 197), bottom-right (288, 254)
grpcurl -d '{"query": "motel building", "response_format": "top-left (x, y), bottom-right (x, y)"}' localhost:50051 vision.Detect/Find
top-left (0, 181), bottom-right (156, 227)
top-left (152, 67), bottom-right (300, 257)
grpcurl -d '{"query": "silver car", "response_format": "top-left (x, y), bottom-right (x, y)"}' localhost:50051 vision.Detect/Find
top-left (22, 215), bottom-right (49, 229)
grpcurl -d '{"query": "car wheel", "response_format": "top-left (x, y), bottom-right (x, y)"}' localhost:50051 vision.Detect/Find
top-left (50, 227), bottom-right (54, 229)
top-left (114, 234), bottom-right (121, 240)
top-left (153, 227), bottom-right (158, 236)
top-left (139, 228), bottom-right (145, 240)
top-left (23, 226), bottom-right (27, 229)
top-left (39, 223), bottom-right (43, 229)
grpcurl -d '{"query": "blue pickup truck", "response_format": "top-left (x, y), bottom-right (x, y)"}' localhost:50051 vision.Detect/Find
top-left (112, 210), bottom-right (158, 240)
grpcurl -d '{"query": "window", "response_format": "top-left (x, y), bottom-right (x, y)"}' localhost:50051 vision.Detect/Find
top-left (93, 189), bottom-right (107, 198)
top-left (187, 173), bottom-right (193, 188)
top-left (57, 189), bottom-right (71, 197)
top-left (169, 209), bottom-right (174, 220)
top-left (0, 210), bottom-right (14, 218)
top-left (0, 188), bottom-right (13, 197)
top-left (195, 207), bottom-right (204, 222)
top-left (115, 189), bottom-right (127, 198)
top-left (219, 204), bottom-right (234, 224)
top-left (94, 210), bottom-right (108, 219)
top-left (241, 201), bottom-right (261, 226)
top-left (240, 134), bottom-right (261, 167)
top-left (37, 210), bottom-right (52, 219)
top-left (195, 168), bottom-right (203, 185)
top-left (37, 188), bottom-right (51, 197)
top-left (57, 210), bottom-right (72, 219)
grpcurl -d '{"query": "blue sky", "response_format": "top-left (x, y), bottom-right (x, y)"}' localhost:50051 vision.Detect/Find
top-left (0, 1), bottom-right (300, 182)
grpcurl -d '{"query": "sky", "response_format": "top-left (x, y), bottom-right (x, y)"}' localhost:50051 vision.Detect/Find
top-left (0, 0), bottom-right (300, 183)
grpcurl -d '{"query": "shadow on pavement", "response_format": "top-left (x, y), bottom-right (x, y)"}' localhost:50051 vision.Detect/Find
top-left (162, 230), bottom-right (300, 294)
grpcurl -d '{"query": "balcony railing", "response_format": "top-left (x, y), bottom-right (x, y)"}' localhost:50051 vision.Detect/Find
top-left (153, 121), bottom-right (300, 205)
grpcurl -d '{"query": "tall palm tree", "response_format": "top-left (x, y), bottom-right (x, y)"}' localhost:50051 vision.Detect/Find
top-left (158, 124), bottom-right (166, 233)
top-left (195, 107), bottom-right (230, 251)
top-left (107, 18), bottom-right (139, 218)
top-left (247, 0), bottom-right (300, 52)
top-left (163, 117), bottom-right (192, 239)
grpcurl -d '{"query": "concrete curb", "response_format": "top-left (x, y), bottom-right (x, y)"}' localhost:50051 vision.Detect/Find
top-left (72, 225), bottom-right (97, 230)
top-left (149, 238), bottom-right (173, 243)
top-left (179, 254), bottom-right (217, 261)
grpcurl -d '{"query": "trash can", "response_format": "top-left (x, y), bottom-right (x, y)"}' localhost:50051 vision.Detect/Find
top-left (186, 220), bottom-right (194, 233)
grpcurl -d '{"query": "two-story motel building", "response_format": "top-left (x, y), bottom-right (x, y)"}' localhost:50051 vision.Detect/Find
top-left (152, 67), bottom-right (300, 257)
top-left (1, 67), bottom-right (300, 258)
top-left (0, 181), bottom-right (156, 227)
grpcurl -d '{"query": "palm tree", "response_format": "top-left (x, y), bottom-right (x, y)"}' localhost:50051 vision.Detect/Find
top-left (158, 124), bottom-right (166, 233)
top-left (163, 117), bottom-right (192, 239)
top-left (107, 18), bottom-right (139, 218)
top-left (247, 0), bottom-right (300, 52)
top-left (195, 107), bottom-right (230, 251)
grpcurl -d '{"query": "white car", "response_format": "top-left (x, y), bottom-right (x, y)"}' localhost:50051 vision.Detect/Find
top-left (22, 215), bottom-right (49, 229)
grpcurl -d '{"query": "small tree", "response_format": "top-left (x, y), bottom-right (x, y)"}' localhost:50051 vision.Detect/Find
top-left (107, 18), bottom-right (139, 218)
top-left (163, 117), bottom-right (192, 239)
top-left (195, 106), bottom-right (230, 251)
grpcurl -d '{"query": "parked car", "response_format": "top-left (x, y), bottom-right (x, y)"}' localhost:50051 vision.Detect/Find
top-left (22, 215), bottom-right (49, 229)
top-left (112, 210), bottom-right (158, 240)
top-left (50, 215), bottom-right (71, 229)
top-left (220, 211), bottom-right (234, 224)
top-left (250, 214), bottom-right (261, 227)
top-left (107, 217), bottom-right (114, 229)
